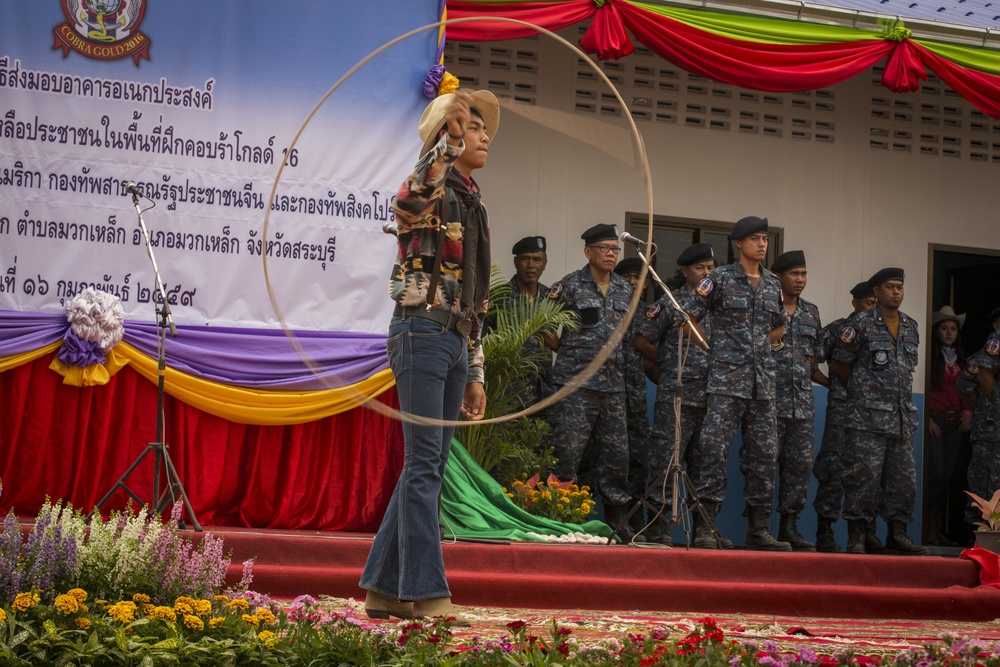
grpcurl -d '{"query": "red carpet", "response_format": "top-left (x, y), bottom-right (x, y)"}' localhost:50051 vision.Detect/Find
top-left (213, 528), bottom-right (1000, 622)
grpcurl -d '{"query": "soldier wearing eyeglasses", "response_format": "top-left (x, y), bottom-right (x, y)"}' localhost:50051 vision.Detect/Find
top-left (545, 224), bottom-right (640, 541)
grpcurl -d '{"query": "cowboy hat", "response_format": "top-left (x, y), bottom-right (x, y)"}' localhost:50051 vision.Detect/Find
top-left (418, 90), bottom-right (500, 158)
top-left (932, 305), bottom-right (966, 329)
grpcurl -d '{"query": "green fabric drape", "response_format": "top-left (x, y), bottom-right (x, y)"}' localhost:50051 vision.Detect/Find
top-left (441, 441), bottom-right (615, 541)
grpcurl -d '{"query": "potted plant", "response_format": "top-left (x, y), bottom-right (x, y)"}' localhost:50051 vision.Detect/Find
top-left (965, 489), bottom-right (1000, 552)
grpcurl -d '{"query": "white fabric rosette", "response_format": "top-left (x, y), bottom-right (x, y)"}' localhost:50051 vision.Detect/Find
top-left (65, 288), bottom-right (125, 353)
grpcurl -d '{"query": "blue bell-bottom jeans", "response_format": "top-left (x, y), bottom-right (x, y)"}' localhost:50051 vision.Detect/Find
top-left (359, 315), bottom-right (468, 601)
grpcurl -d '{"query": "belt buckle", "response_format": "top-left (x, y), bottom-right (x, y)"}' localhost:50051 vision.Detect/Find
top-left (456, 317), bottom-right (472, 337)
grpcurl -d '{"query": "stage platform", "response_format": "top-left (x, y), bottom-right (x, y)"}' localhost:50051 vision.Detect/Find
top-left (210, 527), bottom-right (1000, 622)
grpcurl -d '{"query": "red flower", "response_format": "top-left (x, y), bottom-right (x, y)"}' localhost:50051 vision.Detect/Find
top-left (556, 643), bottom-right (570, 656)
top-left (427, 633), bottom-right (442, 644)
top-left (506, 620), bottom-right (528, 632)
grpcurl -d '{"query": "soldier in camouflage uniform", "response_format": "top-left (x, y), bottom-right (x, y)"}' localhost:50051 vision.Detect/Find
top-left (634, 243), bottom-right (719, 547)
top-left (484, 236), bottom-right (551, 408)
top-left (770, 251), bottom-right (825, 552)
top-left (686, 217), bottom-right (791, 551)
top-left (959, 310), bottom-right (1000, 533)
top-left (832, 268), bottom-right (929, 555)
top-left (547, 224), bottom-right (636, 540)
top-left (614, 257), bottom-right (656, 542)
top-left (812, 281), bottom-right (876, 553)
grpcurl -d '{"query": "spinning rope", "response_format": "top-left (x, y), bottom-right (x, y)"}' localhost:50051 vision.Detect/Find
top-left (262, 16), bottom-right (656, 429)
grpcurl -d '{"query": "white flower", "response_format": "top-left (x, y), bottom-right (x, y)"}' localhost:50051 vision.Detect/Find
top-left (65, 288), bottom-right (125, 352)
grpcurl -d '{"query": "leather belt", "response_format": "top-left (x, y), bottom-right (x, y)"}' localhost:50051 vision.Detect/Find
top-left (930, 410), bottom-right (960, 421)
top-left (393, 304), bottom-right (473, 337)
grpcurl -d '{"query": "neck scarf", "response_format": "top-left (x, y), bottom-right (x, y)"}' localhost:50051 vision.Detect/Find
top-left (446, 172), bottom-right (491, 315)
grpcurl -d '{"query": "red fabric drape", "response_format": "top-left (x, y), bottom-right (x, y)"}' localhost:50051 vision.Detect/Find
top-left (580, 1), bottom-right (635, 61)
top-left (446, 0), bottom-right (596, 41)
top-left (912, 44), bottom-right (1000, 118)
top-left (616, 2), bottom-right (894, 92)
top-left (0, 354), bottom-right (404, 531)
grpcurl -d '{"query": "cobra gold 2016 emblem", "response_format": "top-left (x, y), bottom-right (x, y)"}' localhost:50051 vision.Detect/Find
top-left (54, 0), bottom-right (152, 65)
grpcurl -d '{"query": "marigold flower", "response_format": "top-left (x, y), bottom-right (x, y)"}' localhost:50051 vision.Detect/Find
top-left (257, 630), bottom-right (276, 641)
top-left (229, 598), bottom-right (250, 611)
top-left (0, 609), bottom-right (6, 624)
top-left (94, 599), bottom-right (107, 608)
top-left (213, 594), bottom-right (230, 603)
top-left (541, 491), bottom-right (552, 500)
top-left (242, 613), bottom-right (260, 627)
top-left (174, 601), bottom-right (194, 616)
top-left (78, 603), bottom-right (89, 613)
top-left (254, 608), bottom-right (276, 625)
top-left (184, 614), bottom-right (204, 630)
top-left (67, 588), bottom-right (88, 603)
top-left (142, 603), bottom-right (155, 616)
top-left (132, 593), bottom-right (151, 604)
top-left (75, 617), bottom-right (91, 630)
top-left (107, 602), bottom-right (135, 624)
top-left (209, 617), bottom-right (225, 628)
top-left (150, 606), bottom-right (177, 622)
top-left (193, 599), bottom-right (212, 615)
top-left (13, 592), bottom-right (40, 612)
top-left (54, 594), bottom-right (80, 615)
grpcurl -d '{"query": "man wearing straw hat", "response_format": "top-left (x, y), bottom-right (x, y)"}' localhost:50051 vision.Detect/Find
top-left (360, 89), bottom-right (499, 623)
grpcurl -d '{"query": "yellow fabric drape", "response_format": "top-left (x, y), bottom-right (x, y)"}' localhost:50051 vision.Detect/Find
top-left (1, 342), bottom-right (396, 425)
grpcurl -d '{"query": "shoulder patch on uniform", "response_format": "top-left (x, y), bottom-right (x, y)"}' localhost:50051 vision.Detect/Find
top-left (695, 277), bottom-right (714, 297)
top-left (968, 358), bottom-right (980, 375)
top-left (873, 350), bottom-right (889, 365)
top-left (645, 302), bottom-right (662, 319)
top-left (839, 326), bottom-right (856, 344)
top-left (771, 337), bottom-right (785, 352)
top-left (548, 283), bottom-right (563, 300)
top-left (987, 338), bottom-right (1000, 357)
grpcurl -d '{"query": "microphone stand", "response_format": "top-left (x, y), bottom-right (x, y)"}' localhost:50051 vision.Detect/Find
top-left (87, 189), bottom-right (202, 531)
top-left (609, 244), bottom-right (725, 549)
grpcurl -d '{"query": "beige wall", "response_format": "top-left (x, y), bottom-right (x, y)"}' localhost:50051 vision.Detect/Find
top-left (453, 34), bottom-right (1000, 392)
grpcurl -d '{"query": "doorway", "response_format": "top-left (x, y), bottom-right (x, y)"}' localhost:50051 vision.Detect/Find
top-left (924, 245), bottom-right (1000, 547)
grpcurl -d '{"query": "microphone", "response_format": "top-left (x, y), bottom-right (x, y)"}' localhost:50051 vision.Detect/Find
top-left (125, 181), bottom-right (144, 197)
top-left (382, 223), bottom-right (398, 236)
top-left (620, 231), bottom-right (647, 246)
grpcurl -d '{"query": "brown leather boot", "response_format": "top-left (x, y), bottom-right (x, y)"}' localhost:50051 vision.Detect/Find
top-left (364, 590), bottom-right (414, 620)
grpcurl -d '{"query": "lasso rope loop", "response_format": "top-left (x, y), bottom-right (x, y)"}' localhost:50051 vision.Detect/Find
top-left (263, 15), bottom-right (656, 429)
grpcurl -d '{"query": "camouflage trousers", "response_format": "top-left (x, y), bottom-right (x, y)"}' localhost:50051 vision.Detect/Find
top-left (842, 429), bottom-right (916, 523)
top-left (812, 398), bottom-right (847, 520)
top-left (695, 393), bottom-right (778, 509)
top-left (550, 388), bottom-right (630, 506)
top-left (626, 390), bottom-right (651, 501)
top-left (645, 390), bottom-right (707, 508)
top-left (966, 439), bottom-right (1000, 526)
top-left (776, 416), bottom-right (815, 516)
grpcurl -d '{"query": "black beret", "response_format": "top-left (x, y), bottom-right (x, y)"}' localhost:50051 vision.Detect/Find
top-left (771, 250), bottom-right (805, 274)
top-left (868, 267), bottom-right (905, 287)
top-left (850, 281), bottom-right (874, 299)
top-left (581, 223), bottom-right (619, 245)
top-left (990, 306), bottom-right (1000, 323)
top-left (730, 216), bottom-right (768, 240)
top-left (614, 257), bottom-right (644, 276)
top-left (512, 236), bottom-right (546, 255)
top-left (677, 243), bottom-right (714, 266)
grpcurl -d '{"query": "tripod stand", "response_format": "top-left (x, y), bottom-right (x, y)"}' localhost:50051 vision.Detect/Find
top-left (87, 188), bottom-right (202, 531)
top-left (607, 248), bottom-right (725, 549)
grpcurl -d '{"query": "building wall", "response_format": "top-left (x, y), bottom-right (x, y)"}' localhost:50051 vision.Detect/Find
top-left (447, 28), bottom-right (1000, 396)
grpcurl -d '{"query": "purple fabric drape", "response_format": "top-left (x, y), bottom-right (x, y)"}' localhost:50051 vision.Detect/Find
top-left (0, 311), bottom-right (388, 390)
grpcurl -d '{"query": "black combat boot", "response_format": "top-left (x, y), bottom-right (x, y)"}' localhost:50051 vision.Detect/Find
top-left (745, 506), bottom-right (792, 551)
top-left (646, 514), bottom-right (674, 547)
top-left (885, 520), bottom-right (930, 556)
top-left (692, 502), bottom-right (731, 549)
top-left (864, 519), bottom-right (887, 554)
top-left (815, 517), bottom-right (842, 553)
top-left (778, 513), bottom-right (817, 552)
top-left (845, 520), bottom-right (865, 554)
top-left (629, 508), bottom-right (650, 543)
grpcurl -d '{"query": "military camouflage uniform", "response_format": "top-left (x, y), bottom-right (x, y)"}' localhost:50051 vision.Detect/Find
top-left (959, 330), bottom-right (1000, 526)
top-left (634, 287), bottom-right (705, 508)
top-left (773, 297), bottom-right (823, 515)
top-left (813, 315), bottom-right (852, 521)
top-left (832, 308), bottom-right (920, 523)
top-left (686, 262), bottom-right (788, 509)
top-left (624, 302), bottom-right (654, 503)
top-left (484, 277), bottom-right (551, 407)
top-left (547, 265), bottom-right (633, 506)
